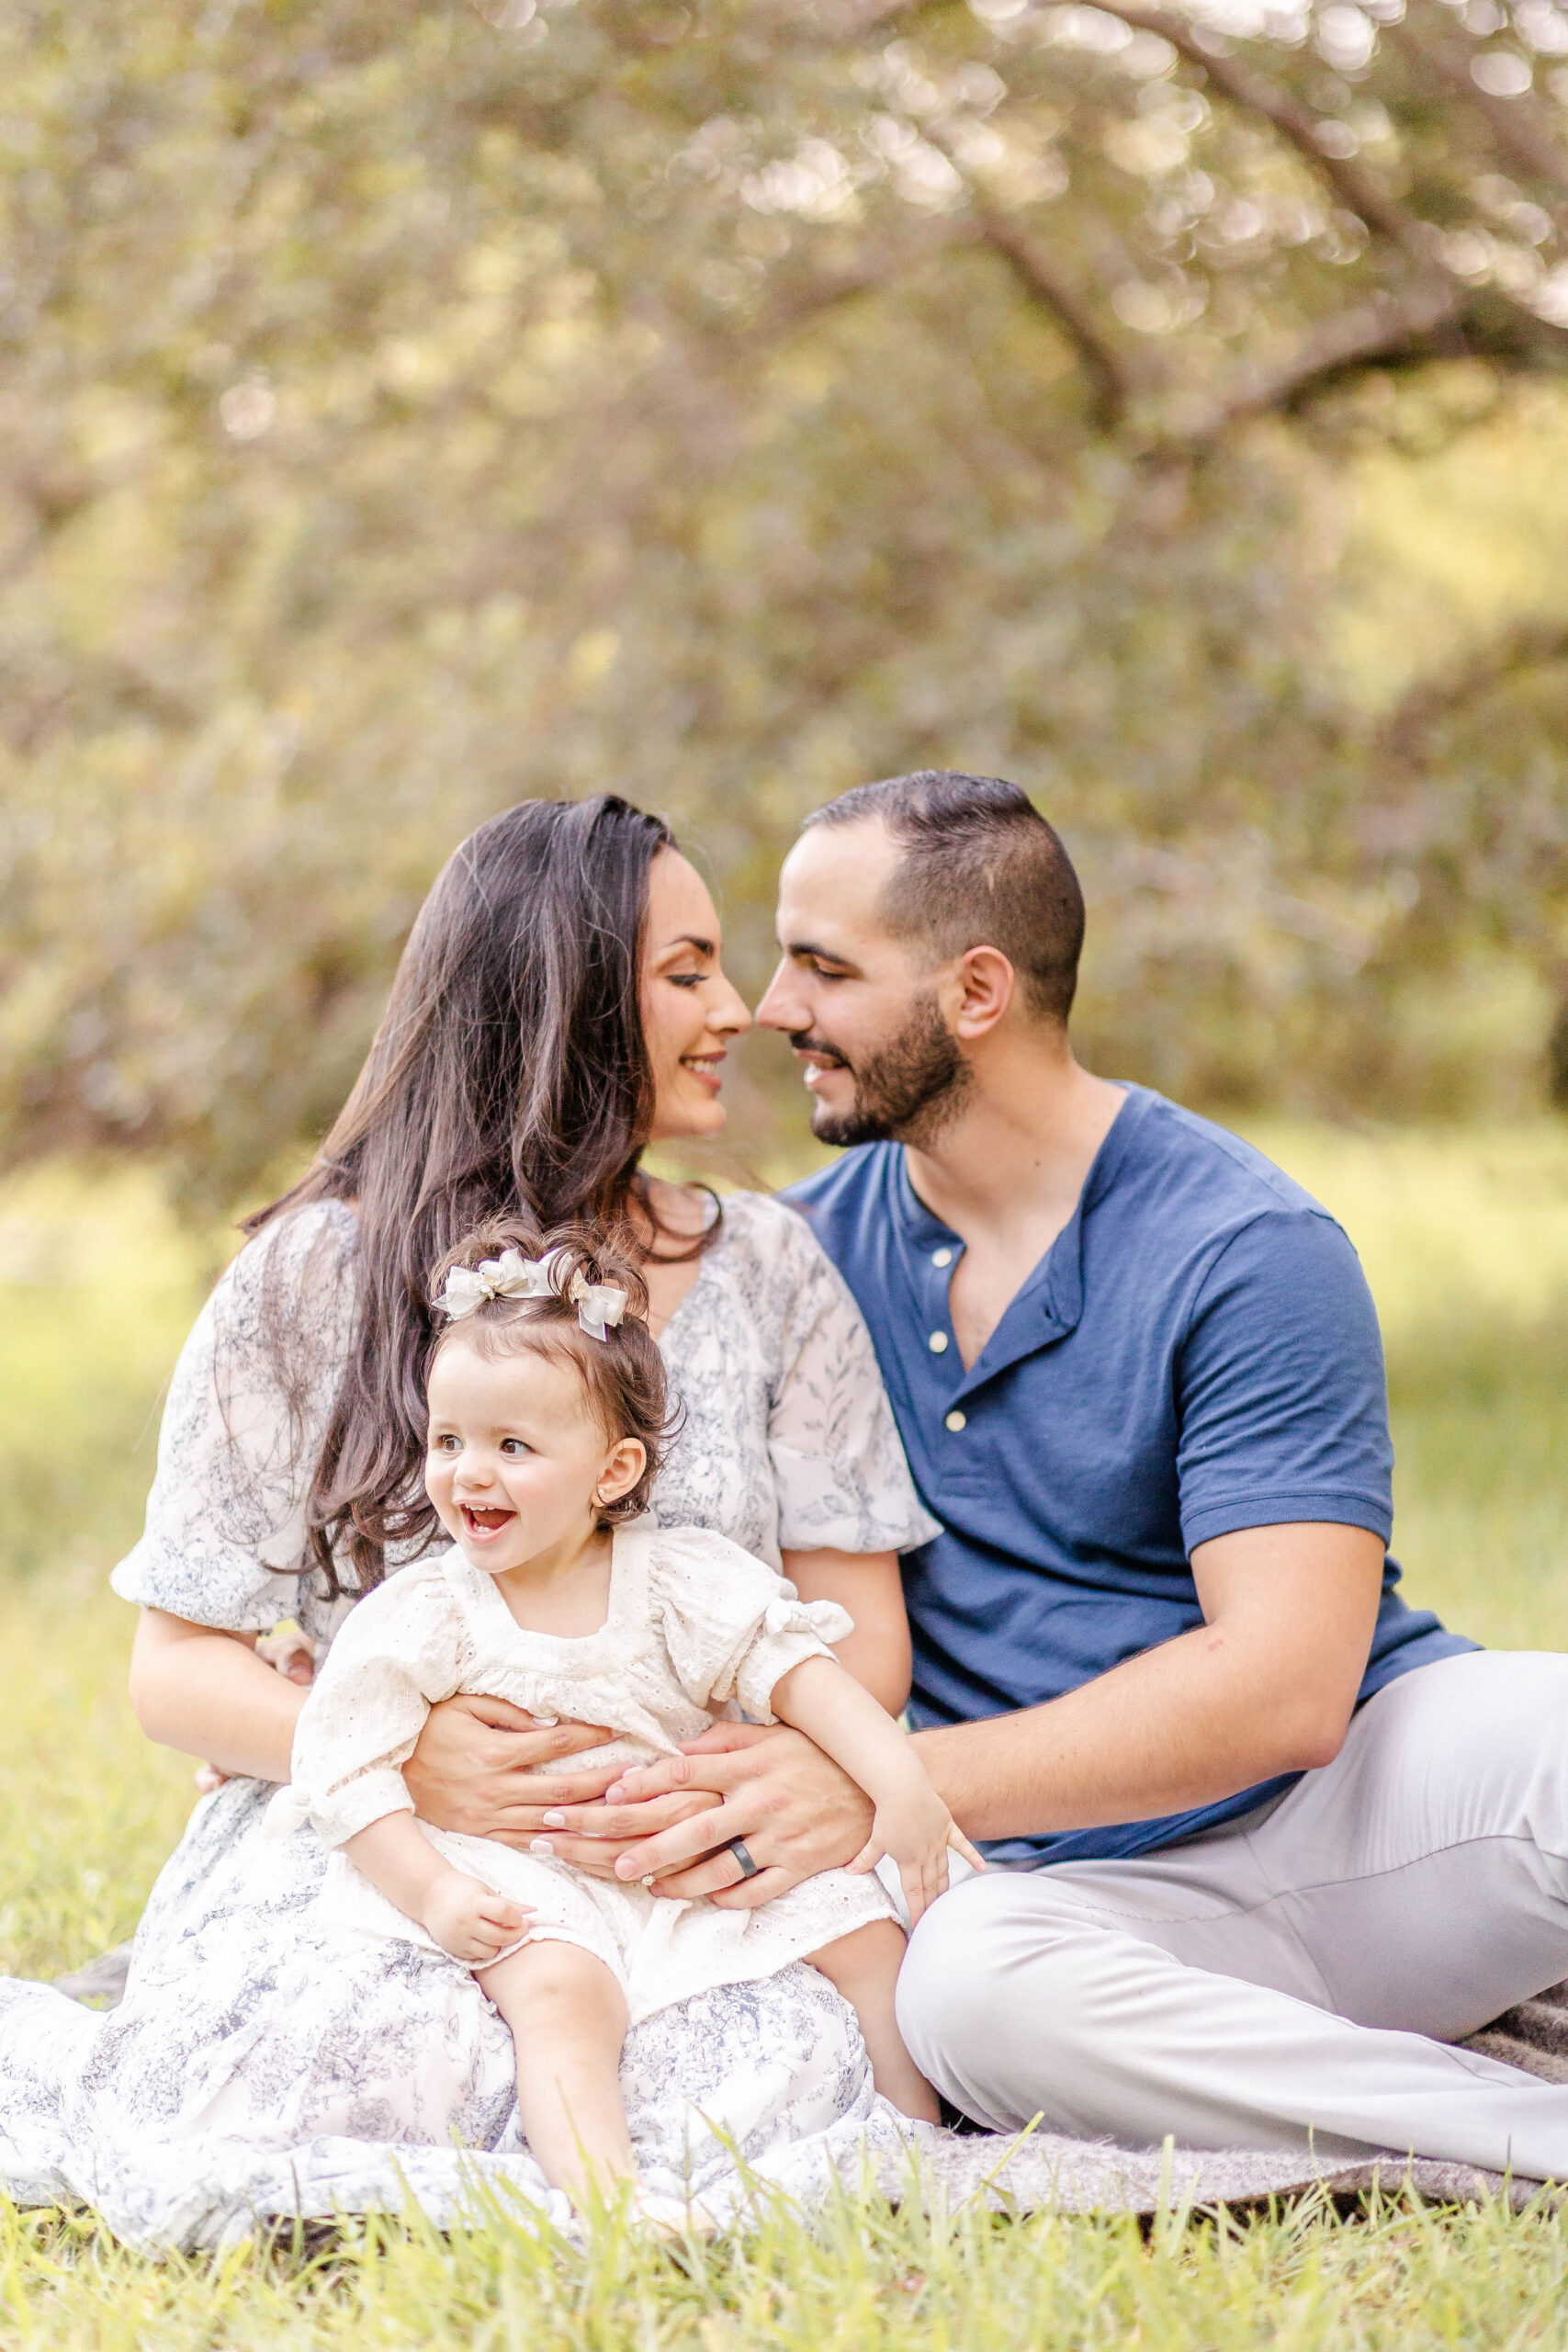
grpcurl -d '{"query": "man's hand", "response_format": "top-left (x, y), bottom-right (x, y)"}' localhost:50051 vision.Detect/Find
top-left (402, 1693), bottom-right (628, 1849)
top-left (550, 1723), bottom-right (875, 1905)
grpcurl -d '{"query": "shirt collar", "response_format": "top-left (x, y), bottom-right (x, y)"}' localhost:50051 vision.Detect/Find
top-left (893, 1084), bottom-right (1150, 1397)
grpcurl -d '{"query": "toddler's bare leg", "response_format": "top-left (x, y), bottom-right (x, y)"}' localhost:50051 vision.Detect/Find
top-left (478, 1939), bottom-right (635, 2206)
top-left (809, 1919), bottom-right (940, 2122)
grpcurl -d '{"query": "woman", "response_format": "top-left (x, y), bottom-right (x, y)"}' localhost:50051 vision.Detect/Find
top-left (0, 797), bottom-right (938, 2247)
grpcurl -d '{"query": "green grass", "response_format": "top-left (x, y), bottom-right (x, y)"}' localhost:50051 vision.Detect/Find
top-left (4, 1130), bottom-right (1568, 2344)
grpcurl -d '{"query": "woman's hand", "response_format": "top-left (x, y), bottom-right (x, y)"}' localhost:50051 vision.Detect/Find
top-left (403, 1693), bottom-right (641, 1852)
top-left (557, 1722), bottom-right (875, 1905)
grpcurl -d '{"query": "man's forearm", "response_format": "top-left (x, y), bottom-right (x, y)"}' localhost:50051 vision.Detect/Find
top-left (910, 1623), bottom-right (1348, 1843)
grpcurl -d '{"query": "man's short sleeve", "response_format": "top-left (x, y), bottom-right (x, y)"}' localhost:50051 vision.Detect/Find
top-left (1176, 1208), bottom-right (1393, 1556)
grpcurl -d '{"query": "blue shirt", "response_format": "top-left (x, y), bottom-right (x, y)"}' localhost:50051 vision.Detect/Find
top-left (785, 1085), bottom-right (1472, 1866)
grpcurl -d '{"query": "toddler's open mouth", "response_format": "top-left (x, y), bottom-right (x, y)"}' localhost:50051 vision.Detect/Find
top-left (459, 1504), bottom-right (515, 1541)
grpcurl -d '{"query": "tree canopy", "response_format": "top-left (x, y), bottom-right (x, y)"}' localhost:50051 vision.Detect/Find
top-left (7, 0), bottom-right (1568, 1209)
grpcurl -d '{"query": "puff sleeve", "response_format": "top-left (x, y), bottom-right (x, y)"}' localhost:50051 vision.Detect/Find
top-left (649, 1525), bottom-right (854, 1724)
top-left (266, 1558), bottom-right (465, 1848)
top-left (110, 1202), bottom-right (360, 1642)
top-left (744, 1197), bottom-right (942, 1556)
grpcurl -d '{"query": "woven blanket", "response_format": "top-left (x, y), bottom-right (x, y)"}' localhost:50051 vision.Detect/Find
top-left (51, 1947), bottom-right (1568, 2216)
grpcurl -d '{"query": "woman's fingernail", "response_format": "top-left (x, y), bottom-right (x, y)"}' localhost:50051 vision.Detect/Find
top-left (540, 1810), bottom-right (567, 1828)
top-left (530, 1838), bottom-right (555, 1858)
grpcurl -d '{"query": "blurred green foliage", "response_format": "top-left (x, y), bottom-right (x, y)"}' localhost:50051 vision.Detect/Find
top-left (9, 0), bottom-right (1568, 1208)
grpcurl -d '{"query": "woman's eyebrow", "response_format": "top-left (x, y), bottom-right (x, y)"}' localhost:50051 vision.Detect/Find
top-left (660, 933), bottom-right (716, 957)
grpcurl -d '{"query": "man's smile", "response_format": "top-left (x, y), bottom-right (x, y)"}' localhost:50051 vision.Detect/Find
top-left (790, 1034), bottom-right (851, 1091)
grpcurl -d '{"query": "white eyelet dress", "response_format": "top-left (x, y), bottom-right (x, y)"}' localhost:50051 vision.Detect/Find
top-left (0, 1193), bottom-right (940, 2247)
top-left (270, 1522), bottom-right (897, 2022)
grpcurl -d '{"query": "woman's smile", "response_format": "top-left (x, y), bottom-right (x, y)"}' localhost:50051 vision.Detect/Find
top-left (679, 1048), bottom-right (726, 1094)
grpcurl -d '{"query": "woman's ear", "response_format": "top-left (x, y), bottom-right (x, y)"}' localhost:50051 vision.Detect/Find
top-left (594, 1436), bottom-right (649, 1511)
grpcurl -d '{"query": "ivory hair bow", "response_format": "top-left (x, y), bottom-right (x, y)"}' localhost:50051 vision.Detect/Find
top-left (437, 1246), bottom-right (627, 1342)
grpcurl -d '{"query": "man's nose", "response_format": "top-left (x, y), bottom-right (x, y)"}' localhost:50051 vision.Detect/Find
top-left (756, 957), bottom-right (805, 1033)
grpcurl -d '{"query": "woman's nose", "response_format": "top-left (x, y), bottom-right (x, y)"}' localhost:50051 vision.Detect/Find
top-left (708, 967), bottom-right (752, 1036)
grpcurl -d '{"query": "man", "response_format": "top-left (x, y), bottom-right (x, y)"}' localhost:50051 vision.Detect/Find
top-left (587, 770), bottom-right (1568, 2175)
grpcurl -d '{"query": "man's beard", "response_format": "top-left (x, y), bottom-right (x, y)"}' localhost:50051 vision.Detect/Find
top-left (799, 991), bottom-right (972, 1150)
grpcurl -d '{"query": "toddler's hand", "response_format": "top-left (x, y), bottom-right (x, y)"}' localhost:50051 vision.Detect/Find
top-left (420, 1870), bottom-right (533, 1965)
top-left (845, 1778), bottom-right (986, 1928)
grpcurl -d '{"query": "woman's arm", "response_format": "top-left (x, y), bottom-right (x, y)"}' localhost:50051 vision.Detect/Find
top-left (780, 1547), bottom-right (910, 1714)
top-left (128, 1608), bottom-right (306, 1783)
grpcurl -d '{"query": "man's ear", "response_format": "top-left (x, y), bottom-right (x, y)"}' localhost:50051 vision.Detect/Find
top-left (943, 945), bottom-right (1016, 1041)
top-left (595, 1436), bottom-right (649, 1510)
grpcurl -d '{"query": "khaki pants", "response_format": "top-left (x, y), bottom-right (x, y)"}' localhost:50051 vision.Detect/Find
top-left (897, 1652), bottom-right (1568, 2178)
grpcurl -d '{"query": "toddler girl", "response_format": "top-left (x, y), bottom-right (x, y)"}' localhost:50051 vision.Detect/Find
top-left (267, 1220), bottom-right (980, 2223)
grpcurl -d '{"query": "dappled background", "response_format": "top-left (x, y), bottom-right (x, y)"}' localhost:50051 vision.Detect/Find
top-left (6, 0), bottom-right (1568, 1978)
top-left (11, 0), bottom-right (1568, 1210)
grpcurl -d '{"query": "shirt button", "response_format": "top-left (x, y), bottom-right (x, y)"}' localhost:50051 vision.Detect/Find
top-left (931, 1248), bottom-right (953, 1268)
top-left (944, 1409), bottom-right (966, 1432)
top-left (928, 1330), bottom-right (949, 1353)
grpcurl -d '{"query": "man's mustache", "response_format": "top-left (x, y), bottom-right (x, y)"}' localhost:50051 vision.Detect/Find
top-left (787, 1032), bottom-right (852, 1070)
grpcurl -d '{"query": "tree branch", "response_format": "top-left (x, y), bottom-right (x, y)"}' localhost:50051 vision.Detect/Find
top-left (1390, 14), bottom-right (1568, 201)
top-left (973, 202), bottom-right (1146, 426)
top-left (1096, 4), bottom-right (1568, 398)
top-left (1098, 4), bottom-right (1436, 264)
top-left (1376, 619), bottom-right (1568, 766)
top-left (1165, 280), bottom-right (1468, 444)
top-left (739, 229), bottom-right (959, 342)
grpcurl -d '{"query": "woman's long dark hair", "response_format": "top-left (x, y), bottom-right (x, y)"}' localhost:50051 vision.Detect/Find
top-left (249, 794), bottom-right (704, 1593)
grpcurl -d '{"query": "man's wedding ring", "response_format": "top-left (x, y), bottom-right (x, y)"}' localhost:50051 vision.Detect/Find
top-left (727, 1838), bottom-right (760, 1880)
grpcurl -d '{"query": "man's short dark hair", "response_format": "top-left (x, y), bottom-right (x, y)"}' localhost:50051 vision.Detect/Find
top-left (801, 771), bottom-right (1085, 1024)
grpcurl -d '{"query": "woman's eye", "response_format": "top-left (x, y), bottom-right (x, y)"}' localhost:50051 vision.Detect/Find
top-left (668, 970), bottom-right (704, 989)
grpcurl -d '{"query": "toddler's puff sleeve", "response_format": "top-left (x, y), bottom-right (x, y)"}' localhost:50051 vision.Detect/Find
top-left (266, 1559), bottom-right (464, 1848)
top-left (650, 1527), bottom-right (853, 1725)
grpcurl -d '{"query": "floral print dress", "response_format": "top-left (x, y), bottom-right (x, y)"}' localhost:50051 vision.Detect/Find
top-left (0, 1192), bottom-right (940, 2247)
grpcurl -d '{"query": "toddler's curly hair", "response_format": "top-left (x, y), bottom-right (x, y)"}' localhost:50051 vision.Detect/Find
top-left (426, 1218), bottom-right (682, 1527)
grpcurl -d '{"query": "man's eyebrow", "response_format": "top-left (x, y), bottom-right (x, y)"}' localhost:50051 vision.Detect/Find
top-left (785, 938), bottom-right (858, 967)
